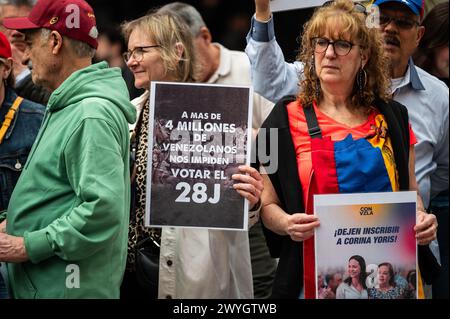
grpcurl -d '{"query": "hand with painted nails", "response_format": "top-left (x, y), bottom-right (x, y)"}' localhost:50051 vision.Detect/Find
top-left (232, 165), bottom-right (264, 209)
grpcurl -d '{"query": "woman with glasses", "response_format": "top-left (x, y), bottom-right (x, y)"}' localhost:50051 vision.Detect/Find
top-left (120, 11), bottom-right (263, 299)
top-left (256, 0), bottom-right (436, 299)
top-left (367, 262), bottom-right (407, 299)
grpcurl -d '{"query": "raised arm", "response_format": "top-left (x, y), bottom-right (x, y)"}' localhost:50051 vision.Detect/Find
top-left (245, 0), bottom-right (303, 103)
top-left (255, 0), bottom-right (271, 21)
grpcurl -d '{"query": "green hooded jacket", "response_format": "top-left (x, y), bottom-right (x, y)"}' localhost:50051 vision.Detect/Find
top-left (3, 62), bottom-right (136, 299)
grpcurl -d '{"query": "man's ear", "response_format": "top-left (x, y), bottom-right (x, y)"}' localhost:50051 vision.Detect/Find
top-left (50, 31), bottom-right (63, 55)
top-left (416, 26), bottom-right (425, 46)
top-left (1, 58), bottom-right (13, 80)
top-left (197, 26), bottom-right (212, 45)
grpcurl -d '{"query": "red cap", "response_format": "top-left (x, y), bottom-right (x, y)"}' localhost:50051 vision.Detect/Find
top-left (2, 0), bottom-right (98, 49)
top-left (0, 31), bottom-right (12, 59)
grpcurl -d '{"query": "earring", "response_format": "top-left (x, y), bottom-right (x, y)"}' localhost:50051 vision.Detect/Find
top-left (315, 79), bottom-right (321, 101)
top-left (357, 68), bottom-right (367, 100)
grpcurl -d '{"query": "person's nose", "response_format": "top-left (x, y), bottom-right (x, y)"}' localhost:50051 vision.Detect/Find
top-left (325, 43), bottom-right (337, 59)
top-left (21, 48), bottom-right (30, 66)
top-left (11, 30), bottom-right (25, 40)
top-left (126, 55), bottom-right (137, 69)
top-left (382, 19), bottom-right (399, 34)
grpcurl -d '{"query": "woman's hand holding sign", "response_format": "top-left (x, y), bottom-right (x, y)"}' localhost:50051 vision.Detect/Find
top-left (232, 165), bottom-right (264, 210)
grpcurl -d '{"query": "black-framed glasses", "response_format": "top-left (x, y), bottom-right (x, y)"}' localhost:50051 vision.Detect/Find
top-left (123, 45), bottom-right (161, 63)
top-left (379, 14), bottom-right (419, 30)
top-left (322, 1), bottom-right (367, 15)
top-left (312, 37), bottom-right (355, 56)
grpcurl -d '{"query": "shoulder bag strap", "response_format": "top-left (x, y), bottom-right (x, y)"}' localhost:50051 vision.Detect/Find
top-left (303, 103), bottom-right (322, 139)
top-left (0, 96), bottom-right (24, 144)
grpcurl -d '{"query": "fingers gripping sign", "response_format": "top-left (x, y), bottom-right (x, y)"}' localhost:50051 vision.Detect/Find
top-left (232, 165), bottom-right (264, 209)
top-left (414, 210), bottom-right (438, 245)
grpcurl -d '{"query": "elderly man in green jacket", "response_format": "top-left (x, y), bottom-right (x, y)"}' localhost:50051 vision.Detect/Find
top-left (0, 0), bottom-right (135, 298)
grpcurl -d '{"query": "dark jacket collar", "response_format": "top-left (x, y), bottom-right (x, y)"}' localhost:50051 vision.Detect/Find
top-left (1, 87), bottom-right (18, 110)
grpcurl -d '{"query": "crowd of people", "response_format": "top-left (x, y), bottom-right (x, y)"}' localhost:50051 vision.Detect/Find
top-left (0, 0), bottom-right (447, 299)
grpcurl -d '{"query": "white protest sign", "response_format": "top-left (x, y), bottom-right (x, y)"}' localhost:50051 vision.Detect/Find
top-left (270, 0), bottom-right (372, 12)
top-left (270, 0), bottom-right (326, 12)
top-left (146, 82), bottom-right (253, 231)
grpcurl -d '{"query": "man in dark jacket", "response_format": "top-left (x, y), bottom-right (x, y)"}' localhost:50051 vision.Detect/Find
top-left (0, 0), bottom-right (50, 104)
top-left (0, 30), bottom-right (45, 299)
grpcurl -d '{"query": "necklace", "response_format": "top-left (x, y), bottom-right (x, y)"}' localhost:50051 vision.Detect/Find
top-left (379, 285), bottom-right (392, 292)
top-left (0, 96), bottom-right (24, 144)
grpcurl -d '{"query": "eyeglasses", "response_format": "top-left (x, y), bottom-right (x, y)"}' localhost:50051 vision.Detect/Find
top-left (379, 14), bottom-right (419, 30)
top-left (322, 1), bottom-right (367, 15)
top-left (123, 45), bottom-right (160, 63)
top-left (312, 37), bottom-right (355, 56)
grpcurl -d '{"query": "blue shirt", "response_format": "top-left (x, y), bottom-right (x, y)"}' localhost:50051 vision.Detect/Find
top-left (245, 15), bottom-right (449, 208)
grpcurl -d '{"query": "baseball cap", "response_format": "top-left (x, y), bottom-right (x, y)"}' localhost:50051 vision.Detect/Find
top-left (0, 31), bottom-right (12, 59)
top-left (2, 0), bottom-right (98, 49)
top-left (374, 0), bottom-right (424, 18)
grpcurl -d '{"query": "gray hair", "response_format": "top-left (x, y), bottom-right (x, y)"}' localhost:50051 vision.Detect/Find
top-left (41, 28), bottom-right (96, 59)
top-left (0, 0), bottom-right (36, 7)
top-left (157, 2), bottom-right (206, 37)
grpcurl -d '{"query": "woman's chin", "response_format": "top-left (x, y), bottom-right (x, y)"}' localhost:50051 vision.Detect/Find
top-left (134, 81), bottom-right (150, 90)
top-left (320, 76), bottom-right (344, 85)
